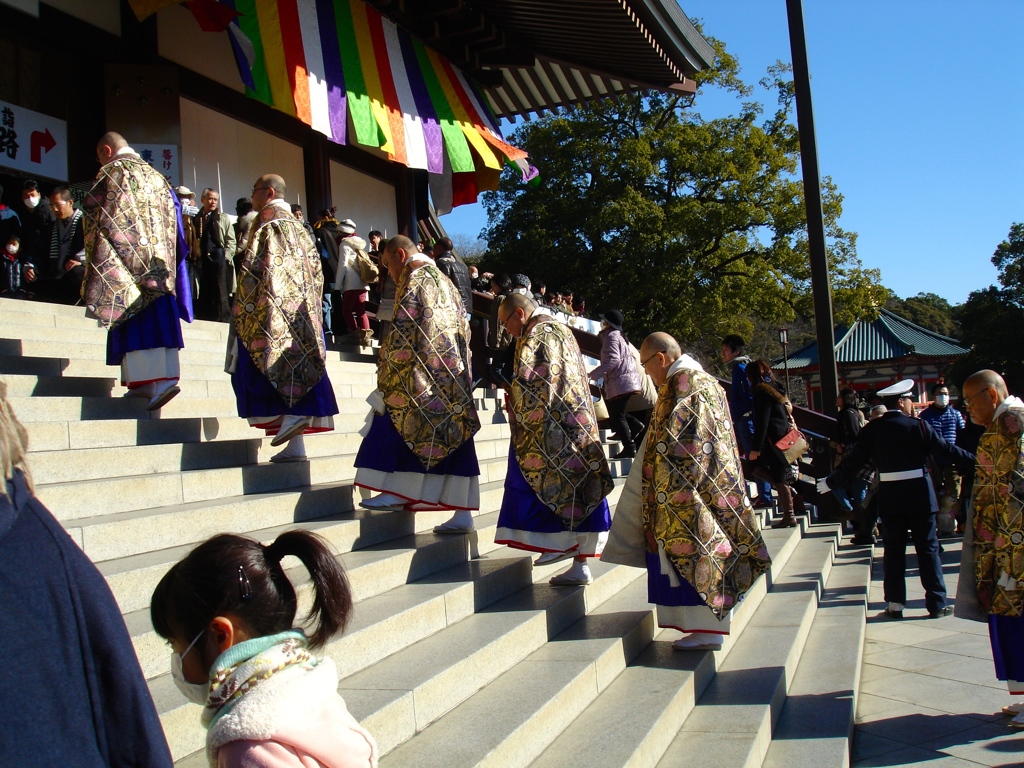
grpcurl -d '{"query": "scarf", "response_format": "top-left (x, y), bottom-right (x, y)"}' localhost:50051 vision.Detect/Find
top-left (201, 629), bottom-right (315, 731)
top-left (49, 209), bottom-right (83, 273)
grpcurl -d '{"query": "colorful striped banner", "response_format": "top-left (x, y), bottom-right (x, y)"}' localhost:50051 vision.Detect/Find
top-left (210, 0), bottom-right (525, 207)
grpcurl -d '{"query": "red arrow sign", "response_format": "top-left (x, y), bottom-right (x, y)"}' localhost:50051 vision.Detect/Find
top-left (30, 128), bottom-right (56, 163)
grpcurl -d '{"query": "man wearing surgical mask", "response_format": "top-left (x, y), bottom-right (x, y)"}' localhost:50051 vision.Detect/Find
top-left (13, 180), bottom-right (55, 270)
top-left (921, 382), bottom-right (966, 536)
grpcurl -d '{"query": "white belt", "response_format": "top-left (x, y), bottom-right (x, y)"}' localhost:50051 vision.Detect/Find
top-left (879, 469), bottom-right (925, 482)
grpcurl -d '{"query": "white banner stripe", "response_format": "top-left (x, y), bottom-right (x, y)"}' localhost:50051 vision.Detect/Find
top-left (295, 0), bottom-right (332, 137)
top-left (381, 19), bottom-right (428, 170)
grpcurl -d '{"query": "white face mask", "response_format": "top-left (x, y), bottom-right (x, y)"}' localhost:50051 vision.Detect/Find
top-left (23, 195), bottom-right (40, 209)
top-left (5, 244), bottom-right (18, 255)
top-left (934, 394), bottom-right (949, 408)
top-left (170, 629), bottom-right (210, 705)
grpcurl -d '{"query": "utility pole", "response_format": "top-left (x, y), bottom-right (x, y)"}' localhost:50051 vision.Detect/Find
top-left (786, 0), bottom-right (838, 414)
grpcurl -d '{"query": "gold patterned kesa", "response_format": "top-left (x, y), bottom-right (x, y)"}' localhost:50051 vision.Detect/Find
top-left (972, 404), bottom-right (1024, 616)
top-left (510, 317), bottom-right (612, 526)
top-left (234, 203), bottom-right (326, 408)
top-left (641, 367), bottom-right (771, 619)
top-left (81, 153), bottom-right (178, 329)
top-left (378, 261), bottom-right (480, 470)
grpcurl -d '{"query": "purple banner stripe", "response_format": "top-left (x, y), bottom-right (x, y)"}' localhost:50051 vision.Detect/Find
top-left (315, 0), bottom-right (347, 144)
top-left (397, 27), bottom-right (443, 175)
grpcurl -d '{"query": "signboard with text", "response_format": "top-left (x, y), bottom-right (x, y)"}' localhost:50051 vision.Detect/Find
top-left (0, 100), bottom-right (68, 181)
top-left (135, 144), bottom-right (180, 187)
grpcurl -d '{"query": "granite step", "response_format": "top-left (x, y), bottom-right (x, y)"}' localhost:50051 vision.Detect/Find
top-left (652, 526), bottom-right (841, 768)
top-left (386, 523), bottom-right (802, 768)
top-left (760, 543), bottom-right (873, 768)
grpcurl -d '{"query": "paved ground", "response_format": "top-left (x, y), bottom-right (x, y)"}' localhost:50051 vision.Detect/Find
top-left (854, 538), bottom-right (1024, 767)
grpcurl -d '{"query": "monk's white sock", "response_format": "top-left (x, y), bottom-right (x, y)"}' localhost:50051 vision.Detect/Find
top-left (272, 434), bottom-right (306, 460)
top-left (440, 509), bottom-right (475, 530)
top-left (560, 558), bottom-right (590, 581)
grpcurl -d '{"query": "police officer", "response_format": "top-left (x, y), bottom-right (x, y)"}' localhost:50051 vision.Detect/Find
top-left (821, 380), bottom-right (974, 619)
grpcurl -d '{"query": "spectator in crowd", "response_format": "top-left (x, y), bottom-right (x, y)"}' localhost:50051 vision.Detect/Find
top-left (0, 384), bottom-right (174, 767)
top-left (13, 180), bottom-right (54, 270)
top-left (722, 334), bottom-right (773, 509)
top-left (602, 333), bottom-right (771, 650)
top-left (955, 397), bottom-right (985, 534)
top-left (355, 235), bottom-right (480, 530)
top-left (23, 186), bottom-right (85, 305)
top-left (335, 218), bottom-right (373, 350)
top-left (83, 132), bottom-right (192, 411)
top-left (366, 229), bottom-right (384, 310)
top-left (494, 292), bottom-right (613, 585)
top-left (373, 231), bottom-right (398, 343)
top-left (533, 280), bottom-right (547, 304)
top-left (832, 387), bottom-right (874, 541)
top-left (314, 209), bottom-right (341, 343)
top-left (955, 370), bottom-right (1024, 725)
top-left (590, 309), bottom-right (644, 459)
top-left (150, 530), bottom-right (376, 766)
top-left (193, 187), bottom-right (236, 321)
top-left (175, 186), bottom-right (201, 298)
top-left (486, 272), bottom-right (514, 350)
top-left (1, 235), bottom-right (26, 297)
top-left (870, 404), bottom-right (886, 420)
top-left (430, 237), bottom-right (473, 314)
top-left (0, 183), bottom-right (19, 246)
top-left (292, 203), bottom-right (315, 240)
top-left (510, 273), bottom-right (531, 296)
top-left (231, 174), bottom-right (338, 463)
top-left (920, 382), bottom-right (966, 536)
top-left (747, 359), bottom-right (800, 529)
top-left (469, 266), bottom-right (490, 293)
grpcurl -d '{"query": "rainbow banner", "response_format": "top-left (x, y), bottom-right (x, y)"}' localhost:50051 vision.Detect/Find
top-left (209, 0), bottom-right (529, 208)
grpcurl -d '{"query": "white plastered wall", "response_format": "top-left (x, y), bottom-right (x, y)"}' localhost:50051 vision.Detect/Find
top-left (179, 98), bottom-right (306, 215)
top-left (157, 4), bottom-right (244, 94)
top-left (329, 160), bottom-right (398, 239)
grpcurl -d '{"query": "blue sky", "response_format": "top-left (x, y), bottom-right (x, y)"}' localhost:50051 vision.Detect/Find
top-left (440, 1), bottom-right (1024, 306)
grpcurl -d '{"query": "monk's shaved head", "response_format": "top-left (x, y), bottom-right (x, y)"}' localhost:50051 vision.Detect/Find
top-left (96, 132), bottom-right (127, 153)
top-left (964, 369), bottom-right (1008, 399)
top-left (385, 235), bottom-right (416, 255)
top-left (257, 174), bottom-right (286, 198)
top-left (641, 332), bottom-right (681, 361)
top-left (499, 292), bottom-right (536, 316)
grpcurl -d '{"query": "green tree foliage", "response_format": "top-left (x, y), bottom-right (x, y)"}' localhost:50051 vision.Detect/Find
top-left (885, 293), bottom-right (959, 338)
top-left (949, 223), bottom-right (1024, 394)
top-left (480, 39), bottom-right (886, 364)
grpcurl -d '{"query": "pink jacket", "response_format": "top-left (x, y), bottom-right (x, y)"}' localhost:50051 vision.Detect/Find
top-left (590, 328), bottom-right (642, 400)
top-left (209, 659), bottom-right (377, 768)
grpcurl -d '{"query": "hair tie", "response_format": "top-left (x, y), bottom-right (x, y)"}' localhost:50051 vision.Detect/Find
top-left (263, 541), bottom-right (285, 567)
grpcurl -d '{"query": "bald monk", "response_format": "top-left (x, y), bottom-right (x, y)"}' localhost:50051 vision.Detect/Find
top-left (229, 174), bottom-right (338, 462)
top-left (82, 132), bottom-right (193, 411)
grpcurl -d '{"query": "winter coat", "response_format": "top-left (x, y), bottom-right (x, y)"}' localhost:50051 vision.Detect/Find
top-left (590, 328), bottom-right (641, 400)
top-left (336, 235), bottom-right (369, 293)
top-left (751, 380), bottom-right (793, 483)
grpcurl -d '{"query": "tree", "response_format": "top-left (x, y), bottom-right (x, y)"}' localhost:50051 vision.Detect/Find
top-left (480, 41), bottom-right (885, 366)
top-left (450, 233), bottom-right (487, 264)
top-left (948, 223), bottom-right (1024, 394)
top-left (885, 293), bottom-right (959, 338)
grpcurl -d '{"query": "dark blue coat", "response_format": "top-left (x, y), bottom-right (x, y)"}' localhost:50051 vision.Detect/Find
top-left (828, 411), bottom-right (974, 517)
top-left (0, 470), bottom-right (173, 768)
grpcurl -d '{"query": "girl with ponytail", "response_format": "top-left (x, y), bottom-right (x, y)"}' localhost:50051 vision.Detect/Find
top-left (151, 530), bottom-right (377, 767)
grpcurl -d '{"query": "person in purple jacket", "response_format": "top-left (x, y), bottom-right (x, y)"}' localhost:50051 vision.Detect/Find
top-left (590, 310), bottom-right (644, 458)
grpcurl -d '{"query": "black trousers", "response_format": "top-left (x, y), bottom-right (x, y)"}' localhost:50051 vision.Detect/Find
top-left (28, 265), bottom-right (84, 305)
top-left (196, 249), bottom-right (232, 322)
top-left (606, 394), bottom-right (644, 448)
top-left (880, 510), bottom-right (946, 613)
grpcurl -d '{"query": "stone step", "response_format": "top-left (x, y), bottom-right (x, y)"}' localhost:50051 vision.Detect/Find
top-left (127, 508), bottom-right (511, 681)
top-left (0, 329), bottom-right (231, 357)
top-left (0, 310), bottom-right (230, 342)
top-left (391, 523), bottom-right (801, 768)
top-left (652, 527), bottom-right (841, 768)
top-left (761, 543), bottom-right (872, 768)
top-left (157, 515), bottom-right (634, 763)
top-left (29, 419), bottom-right (512, 485)
top-left (47, 444), bottom-right (511, 523)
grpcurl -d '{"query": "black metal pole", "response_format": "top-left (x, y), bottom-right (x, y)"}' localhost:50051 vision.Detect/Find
top-left (786, 0), bottom-right (838, 414)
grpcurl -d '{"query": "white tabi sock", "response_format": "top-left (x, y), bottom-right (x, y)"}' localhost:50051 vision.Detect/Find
top-left (152, 379), bottom-right (177, 397)
top-left (673, 632), bottom-right (724, 649)
top-left (272, 434), bottom-right (306, 460)
top-left (558, 558), bottom-right (591, 582)
top-left (440, 509), bottom-right (475, 530)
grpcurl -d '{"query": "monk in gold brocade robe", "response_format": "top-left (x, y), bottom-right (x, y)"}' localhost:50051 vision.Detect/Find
top-left (956, 370), bottom-right (1024, 724)
top-left (493, 293), bottom-right (613, 586)
top-left (354, 236), bottom-right (480, 531)
top-left (603, 332), bottom-right (771, 650)
top-left (229, 174), bottom-right (338, 463)
top-left (82, 132), bottom-right (193, 412)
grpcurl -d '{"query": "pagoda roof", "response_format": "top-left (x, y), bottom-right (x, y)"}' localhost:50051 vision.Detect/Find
top-left (780, 308), bottom-right (968, 370)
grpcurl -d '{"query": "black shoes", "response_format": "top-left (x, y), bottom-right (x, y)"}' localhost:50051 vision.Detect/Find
top-left (928, 606), bottom-right (953, 619)
top-left (884, 608), bottom-right (904, 619)
top-left (610, 446), bottom-right (636, 460)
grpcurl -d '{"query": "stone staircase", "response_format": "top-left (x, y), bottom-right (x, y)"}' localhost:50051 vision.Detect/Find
top-left (1, 296), bottom-right (872, 767)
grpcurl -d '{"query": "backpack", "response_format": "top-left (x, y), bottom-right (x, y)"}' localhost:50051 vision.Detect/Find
top-left (354, 248), bottom-right (379, 284)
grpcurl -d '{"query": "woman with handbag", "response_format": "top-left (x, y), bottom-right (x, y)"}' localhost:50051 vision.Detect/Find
top-left (589, 310), bottom-right (643, 459)
top-left (747, 359), bottom-right (801, 528)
